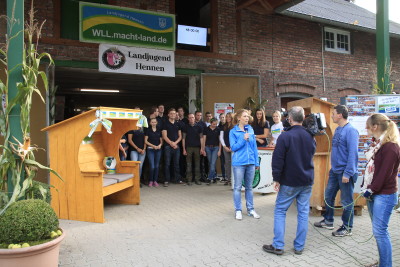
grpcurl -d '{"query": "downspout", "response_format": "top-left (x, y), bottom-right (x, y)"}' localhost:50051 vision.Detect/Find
top-left (321, 25), bottom-right (326, 92)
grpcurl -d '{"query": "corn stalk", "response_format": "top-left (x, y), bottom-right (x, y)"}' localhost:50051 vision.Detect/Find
top-left (0, 1), bottom-right (61, 215)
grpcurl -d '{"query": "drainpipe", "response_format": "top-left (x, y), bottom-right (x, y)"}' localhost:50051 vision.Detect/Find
top-left (321, 25), bottom-right (326, 92)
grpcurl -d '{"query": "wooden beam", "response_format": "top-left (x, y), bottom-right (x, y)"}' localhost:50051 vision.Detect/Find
top-left (236, 0), bottom-right (258, 10)
top-left (258, 0), bottom-right (274, 11)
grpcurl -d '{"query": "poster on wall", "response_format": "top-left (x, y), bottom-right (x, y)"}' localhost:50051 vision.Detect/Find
top-left (214, 103), bottom-right (234, 120)
top-left (99, 44), bottom-right (175, 77)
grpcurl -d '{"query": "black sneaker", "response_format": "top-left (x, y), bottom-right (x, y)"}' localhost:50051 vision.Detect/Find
top-left (206, 179), bottom-right (211, 185)
top-left (212, 179), bottom-right (217, 184)
top-left (187, 182), bottom-right (193, 186)
top-left (294, 248), bottom-right (303, 255)
top-left (262, 244), bottom-right (284, 255)
top-left (195, 181), bottom-right (202, 185)
top-left (314, 219), bottom-right (334, 230)
top-left (332, 225), bottom-right (352, 237)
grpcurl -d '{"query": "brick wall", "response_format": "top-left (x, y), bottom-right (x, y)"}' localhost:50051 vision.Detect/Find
top-left (1, 0), bottom-right (400, 116)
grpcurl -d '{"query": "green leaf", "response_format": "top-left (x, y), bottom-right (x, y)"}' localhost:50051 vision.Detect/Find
top-left (24, 159), bottom-right (63, 182)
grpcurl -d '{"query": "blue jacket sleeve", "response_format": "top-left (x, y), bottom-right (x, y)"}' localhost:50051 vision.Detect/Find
top-left (251, 131), bottom-right (259, 167)
top-left (344, 127), bottom-right (359, 179)
top-left (229, 130), bottom-right (246, 152)
top-left (271, 135), bottom-right (286, 182)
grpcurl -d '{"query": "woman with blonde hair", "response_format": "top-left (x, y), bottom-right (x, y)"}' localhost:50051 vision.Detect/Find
top-left (269, 110), bottom-right (284, 147)
top-left (229, 109), bottom-right (260, 220)
top-left (362, 113), bottom-right (400, 267)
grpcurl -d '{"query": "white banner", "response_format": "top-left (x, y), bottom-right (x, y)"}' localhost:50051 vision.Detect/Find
top-left (231, 148), bottom-right (275, 194)
top-left (99, 44), bottom-right (175, 77)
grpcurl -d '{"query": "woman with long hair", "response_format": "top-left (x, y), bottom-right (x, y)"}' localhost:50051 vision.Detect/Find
top-left (252, 108), bottom-right (270, 147)
top-left (220, 112), bottom-right (234, 185)
top-left (362, 114), bottom-right (400, 267)
top-left (202, 117), bottom-right (221, 185)
top-left (269, 110), bottom-right (283, 147)
top-left (145, 118), bottom-right (163, 187)
top-left (229, 109), bottom-right (260, 220)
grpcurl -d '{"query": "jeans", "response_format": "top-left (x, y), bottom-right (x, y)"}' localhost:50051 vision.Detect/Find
top-left (185, 146), bottom-right (201, 182)
top-left (130, 150), bottom-right (146, 177)
top-left (323, 170), bottom-right (355, 228)
top-left (223, 149), bottom-right (232, 180)
top-left (220, 150), bottom-right (226, 178)
top-left (164, 145), bottom-right (180, 183)
top-left (232, 164), bottom-right (255, 211)
top-left (146, 148), bottom-right (162, 182)
top-left (205, 146), bottom-right (219, 180)
top-left (273, 185), bottom-right (312, 251)
top-left (367, 193), bottom-right (398, 267)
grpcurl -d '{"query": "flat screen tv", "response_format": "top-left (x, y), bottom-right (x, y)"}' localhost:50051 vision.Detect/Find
top-left (177, 25), bottom-right (207, 47)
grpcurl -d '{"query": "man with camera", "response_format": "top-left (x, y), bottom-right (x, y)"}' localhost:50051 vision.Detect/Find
top-left (314, 105), bottom-right (359, 237)
top-left (263, 106), bottom-right (316, 255)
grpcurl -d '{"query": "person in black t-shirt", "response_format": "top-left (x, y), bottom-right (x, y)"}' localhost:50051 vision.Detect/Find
top-left (127, 127), bottom-right (146, 178)
top-left (218, 113), bottom-right (227, 181)
top-left (162, 108), bottom-right (183, 186)
top-left (220, 112), bottom-right (234, 185)
top-left (182, 113), bottom-right (203, 185)
top-left (145, 118), bottom-right (163, 187)
top-left (195, 111), bottom-right (208, 181)
top-left (202, 118), bottom-right (221, 185)
top-left (252, 108), bottom-right (270, 147)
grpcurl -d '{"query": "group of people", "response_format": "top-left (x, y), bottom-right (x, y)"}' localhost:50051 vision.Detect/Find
top-left (120, 103), bottom-right (398, 267)
top-left (261, 105), bottom-right (399, 267)
top-left (119, 105), bottom-right (285, 188)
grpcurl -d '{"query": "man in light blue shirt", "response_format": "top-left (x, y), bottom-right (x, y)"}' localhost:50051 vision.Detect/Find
top-left (314, 105), bottom-right (359, 237)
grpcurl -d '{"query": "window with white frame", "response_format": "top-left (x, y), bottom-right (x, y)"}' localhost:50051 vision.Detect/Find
top-left (324, 27), bottom-right (351, 54)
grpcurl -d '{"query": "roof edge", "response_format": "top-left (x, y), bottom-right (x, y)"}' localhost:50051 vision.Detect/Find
top-left (278, 10), bottom-right (400, 39)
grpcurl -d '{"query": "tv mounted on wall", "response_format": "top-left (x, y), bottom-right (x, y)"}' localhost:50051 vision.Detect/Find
top-left (177, 25), bottom-right (208, 47)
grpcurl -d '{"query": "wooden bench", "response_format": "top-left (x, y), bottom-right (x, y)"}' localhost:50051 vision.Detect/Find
top-left (43, 107), bottom-right (141, 223)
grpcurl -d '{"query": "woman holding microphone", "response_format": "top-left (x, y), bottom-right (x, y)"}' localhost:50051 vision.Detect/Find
top-left (362, 114), bottom-right (400, 267)
top-left (229, 109), bottom-right (260, 220)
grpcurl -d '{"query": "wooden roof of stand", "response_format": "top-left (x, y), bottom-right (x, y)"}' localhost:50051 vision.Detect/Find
top-left (42, 107), bottom-right (142, 132)
top-left (236, 0), bottom-right (304, 15)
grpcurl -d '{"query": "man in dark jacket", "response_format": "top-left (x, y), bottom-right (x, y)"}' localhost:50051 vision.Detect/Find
top-left (263, 106), bottom-right (316, 256)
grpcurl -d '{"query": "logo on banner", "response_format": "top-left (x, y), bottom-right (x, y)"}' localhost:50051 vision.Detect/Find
top-left (102, 48), bottom-right (126, 70)
top-left (159, 18), bottom-right (167, 29)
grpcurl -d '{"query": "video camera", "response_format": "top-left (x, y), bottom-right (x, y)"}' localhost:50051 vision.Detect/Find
top-left (280, 108), bottom-right (327, 136)
top-left (303, 113), bottom-right (327, 136)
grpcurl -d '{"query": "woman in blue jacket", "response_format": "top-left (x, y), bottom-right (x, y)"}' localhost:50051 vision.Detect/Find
top-left (229, 109), bottom-right (260, 220)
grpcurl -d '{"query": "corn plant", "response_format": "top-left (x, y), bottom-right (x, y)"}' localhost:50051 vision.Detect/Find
top-left (0, 1), bottom-right (61, 215)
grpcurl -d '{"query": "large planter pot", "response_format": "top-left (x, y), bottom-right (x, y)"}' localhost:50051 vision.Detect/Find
top-left (0, 230), bottom-right (65, 267)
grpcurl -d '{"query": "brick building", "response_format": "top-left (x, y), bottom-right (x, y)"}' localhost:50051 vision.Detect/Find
top-left (1, 0), bottom-right (400, 118)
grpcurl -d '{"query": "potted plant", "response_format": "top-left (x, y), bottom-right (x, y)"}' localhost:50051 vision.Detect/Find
top-left (0, 2), bottom-right (64, 266)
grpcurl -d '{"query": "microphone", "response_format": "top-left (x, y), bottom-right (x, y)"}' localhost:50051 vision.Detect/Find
top-left (244, 125), bottom-right (249, 141)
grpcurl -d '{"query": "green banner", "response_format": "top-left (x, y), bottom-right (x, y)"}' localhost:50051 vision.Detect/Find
top-left (79, 2), bottom-right (175, 50)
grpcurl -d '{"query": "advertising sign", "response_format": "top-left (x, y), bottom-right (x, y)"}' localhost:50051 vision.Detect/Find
top-left (80, 2), bottom-right (175, 50)
top-left (231, 148), bottom-right (275, 194)
top-left (99, 44), bottom-right (175, 77)
top-left (377, 96), bottom-right (400, 113)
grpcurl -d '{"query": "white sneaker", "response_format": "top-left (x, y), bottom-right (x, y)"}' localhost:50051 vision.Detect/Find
top-left (248, 210), bottom-right (261, 219)
top-left (235, 211), bottom-right (243, 220)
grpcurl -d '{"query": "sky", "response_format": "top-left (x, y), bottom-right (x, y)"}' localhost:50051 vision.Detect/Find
top-left (354, 0), bottom-right (400, 24)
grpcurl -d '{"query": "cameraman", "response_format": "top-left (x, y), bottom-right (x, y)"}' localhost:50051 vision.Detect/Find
top-left (263, 106), bottom-right (316, 255)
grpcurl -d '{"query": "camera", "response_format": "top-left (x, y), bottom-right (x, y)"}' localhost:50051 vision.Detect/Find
top-left (280, 108), bottom-right (291, 128)
top-left (303, 113), bottom-right (327, 136)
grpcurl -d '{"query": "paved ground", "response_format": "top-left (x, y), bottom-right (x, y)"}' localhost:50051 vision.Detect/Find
top-left (59, 183), bottom-right (400, 267)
